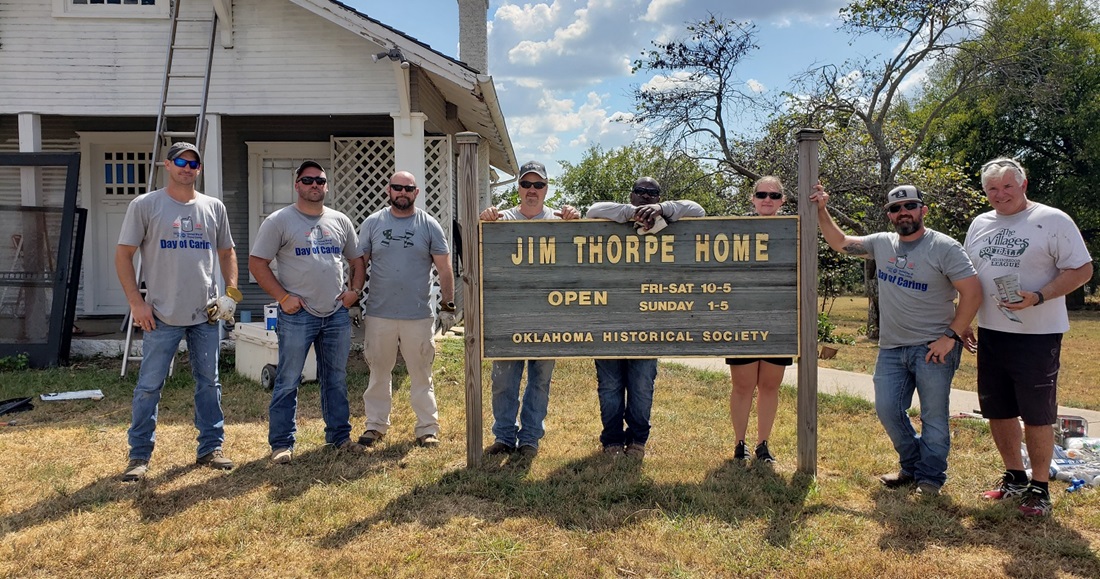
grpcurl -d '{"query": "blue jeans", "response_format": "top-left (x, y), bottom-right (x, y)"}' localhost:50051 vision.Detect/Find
top-left (490, 359), bottom-right (555, 449)
top-left (873, 342), bottom-right (961, 487)
top-left (595, 358), bottom-right (658, 447)
top-left (269, 307), bottom-right (353, 450)
top-left (128, 320), bottom-right (224, 461)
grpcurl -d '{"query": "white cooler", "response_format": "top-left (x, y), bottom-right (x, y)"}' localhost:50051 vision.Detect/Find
top-left (234, 322), bottom-right (317, 387)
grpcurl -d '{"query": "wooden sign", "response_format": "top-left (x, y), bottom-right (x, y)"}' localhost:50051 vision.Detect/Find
top-left (479, 216), bottom-right (799, 359)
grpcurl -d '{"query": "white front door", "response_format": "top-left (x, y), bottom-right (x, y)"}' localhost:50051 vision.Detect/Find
top-left (82, 135), bottom-right (156, 314)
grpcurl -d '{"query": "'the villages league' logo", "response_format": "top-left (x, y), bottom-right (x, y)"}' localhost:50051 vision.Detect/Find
top-left (978, 228), bottom-right (1028, 261)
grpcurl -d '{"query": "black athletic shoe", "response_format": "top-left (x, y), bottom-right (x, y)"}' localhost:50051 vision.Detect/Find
top-left (734, 440), bottom-right (749, 461)
top-left (754, 440), bottom-right (776, 463)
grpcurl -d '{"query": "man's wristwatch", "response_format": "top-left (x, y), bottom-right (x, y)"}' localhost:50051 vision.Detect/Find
top-left (441, 301), bottom-right (456, 312)
top-left (1035, 291), bottom-right (1045, 305)
top-left (943, 328), bottom-right (963, 343)
top-left (352, 288), bottom-right (365, 300)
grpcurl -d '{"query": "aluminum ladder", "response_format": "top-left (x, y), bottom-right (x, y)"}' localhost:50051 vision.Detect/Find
top-left (121, 0), bottom-right (218, 377)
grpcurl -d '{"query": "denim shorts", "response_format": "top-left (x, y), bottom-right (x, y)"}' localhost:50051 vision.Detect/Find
top-left (977, 327), bottom-right (1061, 425)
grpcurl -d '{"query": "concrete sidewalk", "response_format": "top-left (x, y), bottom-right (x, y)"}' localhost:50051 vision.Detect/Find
top-left (665, 357), bottom-right (1100, 432)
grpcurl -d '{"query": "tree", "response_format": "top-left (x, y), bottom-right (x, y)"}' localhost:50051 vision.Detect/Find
top-left (555, 144), bottom-right (732, 216)
top-left (629, 15), bottom-right (770, 182)
top-left (788, 0), bottom-right (991, 337)
top-left (919, 0), bottom-right (1100, 302)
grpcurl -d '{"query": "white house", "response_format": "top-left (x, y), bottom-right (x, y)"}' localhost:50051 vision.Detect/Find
top-left (0, 0), bottom-right (515, 315)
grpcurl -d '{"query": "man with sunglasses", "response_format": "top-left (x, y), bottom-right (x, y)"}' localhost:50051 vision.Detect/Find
top-left (811, 183), bottom-right (981, 496)
top-left (585, 177), bottom-right (705, 459)
top-left (479, 161), bottom-right (579, 460)
top-left (115, 141), bottom-right (238, 481)
top-left (249, 161), bottom-right (367, 463)
top-left (357, 171), bottom-right (454, 449)
top-left (965, 158), bottom-right (1092, 516)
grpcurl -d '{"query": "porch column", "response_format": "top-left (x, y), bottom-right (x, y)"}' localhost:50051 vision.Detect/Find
top-left (18, 113), bottom-right (42, 206)
top-left (391, 112), bottom-right (427, 208)
top-left (202, 114), bottom-right (223, 200)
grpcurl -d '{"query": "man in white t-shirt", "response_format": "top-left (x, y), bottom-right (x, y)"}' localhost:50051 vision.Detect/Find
top-left (965, 158), bottom-right (1093, 517)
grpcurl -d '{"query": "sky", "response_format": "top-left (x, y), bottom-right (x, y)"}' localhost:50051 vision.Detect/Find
top-left (344, 0), bottom-right (899, 178)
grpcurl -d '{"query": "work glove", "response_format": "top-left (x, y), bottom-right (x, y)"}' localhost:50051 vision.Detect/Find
top-left (439, 300), bottom-right (457, 325)
top-left (206, 287), bottom-right (243, 323)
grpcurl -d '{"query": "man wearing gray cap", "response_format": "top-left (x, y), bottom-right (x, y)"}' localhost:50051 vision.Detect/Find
top-left (479, 161), bottom-right (579, 459)
top-left (116, 141), bottom-right (238, 481)
top-left (810, 182), bottom-right (981, 496)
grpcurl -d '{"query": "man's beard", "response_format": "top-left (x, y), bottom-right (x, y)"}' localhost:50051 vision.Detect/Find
top-left (894, 217), bottom-right (922, 236)
top-left (391, 196), bottom-right (413, 210)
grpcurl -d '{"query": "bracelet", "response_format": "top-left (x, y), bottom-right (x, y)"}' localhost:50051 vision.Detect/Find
top-left (279, 293), bottom-right (291, 304)
top-left (1035, 291), bottom-right (1045, 305)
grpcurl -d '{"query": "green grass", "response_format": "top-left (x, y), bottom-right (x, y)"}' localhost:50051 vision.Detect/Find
top-left (0, 339), bottom-right (1098, 577)
top-left (820, 296), bottom-right (1100, 410)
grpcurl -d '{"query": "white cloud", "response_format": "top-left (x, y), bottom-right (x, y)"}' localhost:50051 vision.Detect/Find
top-left (747, 79), bottom-right (767, 93)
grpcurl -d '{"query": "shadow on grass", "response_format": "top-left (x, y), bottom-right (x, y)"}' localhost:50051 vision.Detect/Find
top-left (870, 486), bottom-right (1100, 577)
top-left (0, 442), bottom-right (414, 536)
top-left (319, 453), bottom-right (817, 549)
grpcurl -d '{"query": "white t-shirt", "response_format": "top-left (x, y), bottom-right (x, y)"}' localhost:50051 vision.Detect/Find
top-left (965, 202), bottom-right (1092, 334)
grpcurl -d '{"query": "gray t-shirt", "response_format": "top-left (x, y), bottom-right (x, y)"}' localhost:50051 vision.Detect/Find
top-left (498, 206), bottom-right (560, 220)
top-left (359, 208), bottom-right (449, 320)
top-left (251, 205), bottom-right (363, 317)
top-left (585, 199), bottom-right (706, 222)
top-left (863, 229), bottom-right (977, 348)
top-left (117, 188), bottom-right (234, 326)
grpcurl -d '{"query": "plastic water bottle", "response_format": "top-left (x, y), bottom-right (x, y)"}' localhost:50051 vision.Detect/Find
top-left (1066, 478), bottom-right (1087, 493)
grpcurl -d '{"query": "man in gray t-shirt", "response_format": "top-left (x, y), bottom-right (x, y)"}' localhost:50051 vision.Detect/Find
top-left (115, 141), bottom-right (238, 482)
top-left (812, 183), bottom-right (981, 495)
top-left (478, 161), bottom-right (579, 459)
top-left (250, 160), bottom-right (366, 463)
top-left (356, 171), bottom-right (455, 449)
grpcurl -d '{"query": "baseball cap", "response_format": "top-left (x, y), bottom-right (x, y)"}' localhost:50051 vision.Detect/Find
top-left (517, 160), bottom-right (548, 181)
top-left (295, 160), bottom-right (325, 176)
top-left (884, 185), bottom-right (923, 208)
top-left (166, 142), bottom-right (201, 164)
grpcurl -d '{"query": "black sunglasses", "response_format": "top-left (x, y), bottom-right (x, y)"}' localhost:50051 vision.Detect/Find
top-left (297, 176), bottom-right (327, 185)
top-left (171, 158), bottom-right (200, 169)
top-left (519, 181), bottom-right (547, 190)
top-left (755, 191), bottom-right (783, 200)
top-left (389, 183), bottom-right (416, 192)
top-left (887, 201), bottom-right (922, 213)
top-left (632, 187), bottom-right (660, 198)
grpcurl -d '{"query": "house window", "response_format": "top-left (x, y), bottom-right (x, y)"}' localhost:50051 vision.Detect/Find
top-left (246, 142), bottom-right (331, 281)
top-left (53, 0), bottom-right (169, 18)
top-left (103, 151), bottom-right (152, 197)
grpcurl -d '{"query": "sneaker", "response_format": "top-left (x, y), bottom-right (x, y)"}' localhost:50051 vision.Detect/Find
top-left (485, 441), bottom-right (517, 455)
top-left (196, 449), bottom-right (234, 470)
top-left (1018, 486), bottom-right (1052, 517)
top-left (981, 472), bottom-right (1029, 501)
top-left (271, 447), bottom-right (293, 464)
top-left (335, 439), bottom-right (365, 453)
top-left (733, 440), bottom-right (749, 461)
top-left (417, 434), bottom-right (440, 448)
top-left (357, 429), bottom-right (384, 447)
top-left (879, 471), bottom-right (915, 488)
top-left (121, 459), bottom-right (148, 482)
top-left (602, 445), bottom-right (624, 457)
top-left (518, 444), bottom-right (538, 458)
top-left (625, 443), bottom-right (646, 459)
top-left (916, 482), bottom-right (942, 496)
top-left (755, 440), bottom-right (776, 463)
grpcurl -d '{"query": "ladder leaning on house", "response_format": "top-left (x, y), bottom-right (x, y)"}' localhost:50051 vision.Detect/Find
top-left (121, 0), bottom-right (219, 377)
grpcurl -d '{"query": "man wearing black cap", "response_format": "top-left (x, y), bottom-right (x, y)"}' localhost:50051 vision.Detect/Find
top-left (479, 161), bottom-right (579, 459)
top-left (810, 183), bottom-right (981, 496)
top-left (250, 160), bottom-right (367, 464)
top-left (584, 177), bottom-right (705, 460)
top-left (116, 141), bottom-right (238, 481)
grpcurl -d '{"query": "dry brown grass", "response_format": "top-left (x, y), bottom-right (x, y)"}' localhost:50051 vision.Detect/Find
top-left (0, 339), bottom-right (1099, 577)
top-left (821, 296), bottom-right (1100, 410)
